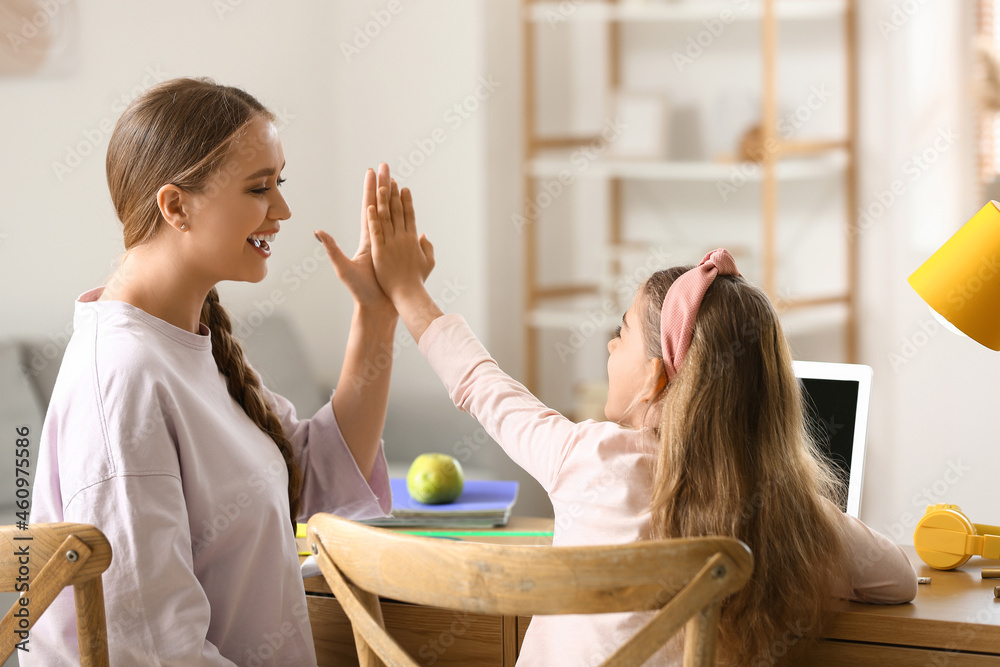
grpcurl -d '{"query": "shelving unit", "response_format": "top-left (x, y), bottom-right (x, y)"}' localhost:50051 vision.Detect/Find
top-left (521, 0), bottom-right (858, 402)
top-left (526, 0), bottom-right (848, 23)
top-left (528, 150), bottom-right (849, 181)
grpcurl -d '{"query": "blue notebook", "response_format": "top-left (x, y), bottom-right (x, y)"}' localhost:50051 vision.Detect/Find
top-left (362, 478), bottom-right (519, 528)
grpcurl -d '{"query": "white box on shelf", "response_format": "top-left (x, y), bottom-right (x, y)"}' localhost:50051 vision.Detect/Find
top-left (607, 93), bottom-right (671, 160)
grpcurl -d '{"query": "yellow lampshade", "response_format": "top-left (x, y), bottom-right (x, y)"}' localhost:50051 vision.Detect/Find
top-left (908, 201), bottom-right (1000, 351)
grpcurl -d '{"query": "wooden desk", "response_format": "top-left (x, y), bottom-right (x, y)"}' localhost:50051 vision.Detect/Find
top-left (810, 546), bottom-right (1000, 665)
top-left (300, 521), bottom-right (1000, 666)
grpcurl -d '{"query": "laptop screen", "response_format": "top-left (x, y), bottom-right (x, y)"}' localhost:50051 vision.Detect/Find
top-left (798, 377), bottom-right (859, 505)
top-left (792, 360), bottom-right (872, 518)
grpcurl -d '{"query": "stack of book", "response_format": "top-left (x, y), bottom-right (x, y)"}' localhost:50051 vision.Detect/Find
top-left (362, 478), bottom-right (520, 528)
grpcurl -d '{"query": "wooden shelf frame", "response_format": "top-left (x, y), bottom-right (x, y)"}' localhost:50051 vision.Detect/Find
top-left (525, 0), bottom-right (849, 24)
top-left (521, 0), bottom-right (859, 391)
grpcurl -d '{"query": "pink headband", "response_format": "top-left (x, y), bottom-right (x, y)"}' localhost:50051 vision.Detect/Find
top-left (660, 248), bottom-right (741, 382)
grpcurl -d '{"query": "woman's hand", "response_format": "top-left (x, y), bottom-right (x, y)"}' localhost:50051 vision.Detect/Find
top-left (314, 163), bottom-right (398, 315)
top-left (318, 164), bottom-right (411, 482)
top-left (367, 174), bottom-right (435, 303)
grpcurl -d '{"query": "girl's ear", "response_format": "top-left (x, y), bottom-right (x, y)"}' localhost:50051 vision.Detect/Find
top-left (641, 357), bottom-right (667, 403)
top-left (157, 184), bottom-right (190, 232)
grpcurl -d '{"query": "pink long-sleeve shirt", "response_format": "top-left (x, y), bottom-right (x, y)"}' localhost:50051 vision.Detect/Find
top-left (418, 314), bottom-right (917, 666)
top-left (23, 288), bottom-right (392, 666)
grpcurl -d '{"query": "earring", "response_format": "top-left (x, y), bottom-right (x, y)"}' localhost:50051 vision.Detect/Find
top-left (180, 224), bottom-right (187, 230)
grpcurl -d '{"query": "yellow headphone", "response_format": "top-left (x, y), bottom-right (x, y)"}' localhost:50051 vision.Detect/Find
top-left (914, 504), bottom-right (1000, 570)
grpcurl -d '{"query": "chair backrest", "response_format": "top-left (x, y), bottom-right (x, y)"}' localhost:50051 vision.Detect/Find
top-left (0, 523), bottom-right (112, 666)
top-left (307, 513), bottom-right (752, 667)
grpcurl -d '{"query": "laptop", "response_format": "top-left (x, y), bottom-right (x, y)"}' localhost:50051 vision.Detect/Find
top-left (793, 361), bottom-right (873, 518)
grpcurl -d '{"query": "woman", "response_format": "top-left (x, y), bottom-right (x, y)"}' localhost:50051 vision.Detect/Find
top-left (25, 77), bottom-right (426, 665)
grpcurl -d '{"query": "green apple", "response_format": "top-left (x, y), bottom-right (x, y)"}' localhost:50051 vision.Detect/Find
top-left (406, 453), bottom-right (464, 504)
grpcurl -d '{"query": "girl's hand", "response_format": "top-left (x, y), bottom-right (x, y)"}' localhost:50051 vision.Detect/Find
top-left (314, 164), bottom-right (396, 315)
top-left (368, 176), bottom-right (435, 303)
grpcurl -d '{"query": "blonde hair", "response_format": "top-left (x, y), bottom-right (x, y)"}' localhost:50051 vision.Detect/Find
top-left (105, 77), bottom-right (303, 531)
top-left (639, 267), bottom-right (848, 665)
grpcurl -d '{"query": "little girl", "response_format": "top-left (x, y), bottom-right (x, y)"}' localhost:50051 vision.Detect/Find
top-left (335, 175), bottom-right (917, 666)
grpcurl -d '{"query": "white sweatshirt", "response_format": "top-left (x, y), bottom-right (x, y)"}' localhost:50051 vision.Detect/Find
top-left (23, 288), bottom-right (391, 666)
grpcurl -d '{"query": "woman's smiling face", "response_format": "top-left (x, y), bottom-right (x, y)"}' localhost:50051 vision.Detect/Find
top-left (184, 115), bottom-right (290, 285)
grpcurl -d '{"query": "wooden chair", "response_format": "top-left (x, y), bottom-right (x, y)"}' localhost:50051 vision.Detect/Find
top-left (0, 523), bottom-right (113, 666)
top-left (307, 513), bottom-right (752, 667)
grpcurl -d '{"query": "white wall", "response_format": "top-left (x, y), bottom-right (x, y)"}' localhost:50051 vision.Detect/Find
top-left (856, 0), bottom-right (991, 544)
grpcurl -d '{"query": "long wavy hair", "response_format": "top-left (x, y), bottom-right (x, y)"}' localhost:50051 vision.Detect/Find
top-left (105, 77), bottom-right (302, 532)
top-left (639, 266), bottom-right (848, 665)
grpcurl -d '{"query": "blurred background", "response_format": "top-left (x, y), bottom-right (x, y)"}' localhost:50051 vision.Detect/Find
top-left (0, 0), bottom-right (997, 578)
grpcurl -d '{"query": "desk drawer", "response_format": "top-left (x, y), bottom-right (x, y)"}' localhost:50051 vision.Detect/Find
top-left (307, 594), bottom-right (505, 666)
top-left (805, 640), bottom-right (1000, 666)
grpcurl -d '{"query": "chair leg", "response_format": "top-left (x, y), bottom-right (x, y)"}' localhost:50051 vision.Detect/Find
top-left (73, 578), bottom-right (109, 667)
top-left (683, 599), bottom-right (721, 667)
top-left (349, 583), bottom-right (388, 667)
top-left (312, 537), bottom-right (417, 667)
